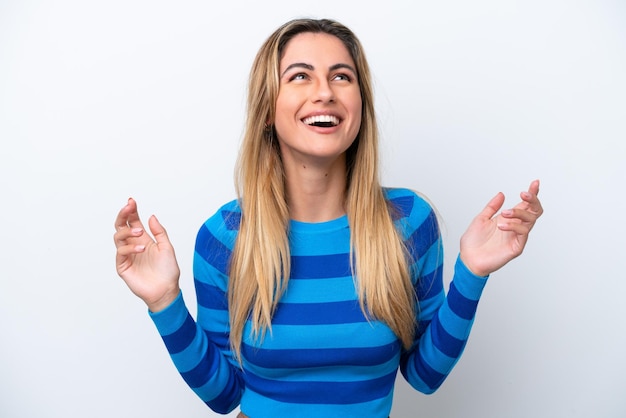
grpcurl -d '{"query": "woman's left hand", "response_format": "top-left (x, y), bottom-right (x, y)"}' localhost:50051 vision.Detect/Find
top-left (460, 180), bottom-right (543, 277)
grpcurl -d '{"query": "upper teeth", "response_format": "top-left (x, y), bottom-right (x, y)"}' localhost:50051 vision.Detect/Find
top-left (303, 115), bottom-right (339, 126)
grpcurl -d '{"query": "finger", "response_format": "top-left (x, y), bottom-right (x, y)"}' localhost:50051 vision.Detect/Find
top-left (148, 215), bottom-right (173, 250)
top-left (114, 198), bottom-right (137, 231)
top-left (480, 192), bottom-right (505, 220)
top-left (527, 179), bottom-right (540, 197)
top-left (497, 220), bottom-right (531, 236)
top-left (113, 226), bottom-right (146, 246)
top-left (520, 180), bottom-right (540, 202)
top-left (125, 198), bottom-right (147, 229)
top-left (501, 207), bottom-right (539, 224)
top-left (520, 191), bottom-right (543, 217)
top-left (116, 242), bottom-right (146, 257)
top-left (115, 242), bottom-right (146, 275)
top-left (512, 180), bottom-right (542, 213)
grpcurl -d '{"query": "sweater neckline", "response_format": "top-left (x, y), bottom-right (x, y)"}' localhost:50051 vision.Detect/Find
top-left (289, 214), bottom-right (349, 233)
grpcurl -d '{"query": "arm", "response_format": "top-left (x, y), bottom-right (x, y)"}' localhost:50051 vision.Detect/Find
top-left (149, 291), bottom-right (243, 414)
top-left (399, 181), bottom-right (543, 392)
top-left (149, 204), bottom-right (245, 414)
top-left (114, 199), bottom-right (244, 413)
top-left (400, 251), bottom-right (488, 394)
top-left (397, 199), bottom-right (488, 394)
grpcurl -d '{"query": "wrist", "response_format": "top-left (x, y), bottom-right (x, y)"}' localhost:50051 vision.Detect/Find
top-left (459, 253), bottom-right (490, 278)
top-left (147, 287), bottom-right (181, 313)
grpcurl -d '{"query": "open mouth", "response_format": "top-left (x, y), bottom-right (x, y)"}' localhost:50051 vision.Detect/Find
top-left (302, 115), bottom-right (340, 128)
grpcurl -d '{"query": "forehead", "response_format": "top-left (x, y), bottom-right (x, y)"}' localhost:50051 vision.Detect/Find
top-left (279, 32), bottom-right (355, 69)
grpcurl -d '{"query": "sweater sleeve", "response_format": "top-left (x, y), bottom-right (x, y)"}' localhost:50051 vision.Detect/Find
top-left (148, 202), bottom-right (244, 414)
top-left (400, 256), bottom-right (488, 393)
top-left (392, 190), bottom-right (488, 394)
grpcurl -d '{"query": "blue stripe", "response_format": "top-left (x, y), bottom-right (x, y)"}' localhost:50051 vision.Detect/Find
top-left (245, 357), bottom-right (400, 384)
top-left (240, 385), bottom-right (393, 417)
top-left (447, 282), bottom-right (479, 320)
top-left (388, 194), bottom-right (414, 220)
top-left (406, 209), bottom-right (439, 256)
top-left (242, 340), bottom-right (401, 369)
top-left (437, 299), bottom-right (474, 340)
top-left (197, 306), bottom-right (229, 334)
top-left (204, 329), bottom-right (230, 350)
top-left (416, 239), bottom-right (443, 277)
top-left (180, 345), bottom-right (220, 388)
top-left (221, 209), bottom-right (241, 230)
top-left (430, 314), bottom-right (466, 358)
top-left (279, 277), bottom-right (358, 303)
top-left (244, 371), bottom-right (397, 404)
top-left (271, 300), bottom-right (367, 325)
top-left (161, 312), bottom-right (196, 354)
top-left (244, 322), bottom-right (398, 350)
top-left (415, 264), bottom-right (443, 300)
top-left (204, 368), bottom-right (243, 414)
top-left (195, 224), bottom-right (232, 274)
top-left (415, 319), bottom-right (432, 341)
top-left (195, 280), bottom-right (228, 310)
top-left (411, 351), bottom-right (446, 391)
top-left (290, 253), bottom-right (351, 279)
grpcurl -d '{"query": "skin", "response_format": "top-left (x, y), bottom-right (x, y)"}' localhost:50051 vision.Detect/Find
top-left (114, 204), bottom-right (180, 312)
top-left (113, 31), bottom-right (543, 312)
top-left (459, 179), bottom-right (543, 277)
top-left (274, 32), bottom-right (362, 222)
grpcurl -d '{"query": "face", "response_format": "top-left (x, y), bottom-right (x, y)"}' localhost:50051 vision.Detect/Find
top-left (274, 32), bottom-right (362, 168)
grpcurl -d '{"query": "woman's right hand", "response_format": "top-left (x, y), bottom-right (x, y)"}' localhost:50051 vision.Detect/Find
top-left (114, 198), bottom-right (181, 312)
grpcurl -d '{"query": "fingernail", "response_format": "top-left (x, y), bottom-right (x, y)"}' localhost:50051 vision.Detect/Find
top-left (502, 209), bottom-right (513, 216)
top-left (522, 192), bottom-right (532, 199)
top-left (135, 245), bottom-right (145, 251)
top-left (131, 228), bottom-right (143, 234)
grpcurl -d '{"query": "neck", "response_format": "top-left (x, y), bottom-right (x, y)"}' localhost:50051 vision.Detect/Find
top-left (284, 155), bottom-right (347, 223)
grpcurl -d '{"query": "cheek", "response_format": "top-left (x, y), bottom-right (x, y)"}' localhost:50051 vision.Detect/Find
top-left (350, 99), bottom-right (363, 132)
top-left (274, 93), bottom-right (298, 123)
top-left (347, 89), bottom-right (362, 117)
top-left (273, 116), bottom-right (299, 150)
top-left (273, 97), bottom-right (289, 132)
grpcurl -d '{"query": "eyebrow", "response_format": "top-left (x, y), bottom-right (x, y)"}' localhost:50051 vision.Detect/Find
top-left (280, 62), bottom-right (357, 78)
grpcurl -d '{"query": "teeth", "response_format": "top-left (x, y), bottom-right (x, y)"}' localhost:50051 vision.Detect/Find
top-left (302, 115), bottom-right (340, 126)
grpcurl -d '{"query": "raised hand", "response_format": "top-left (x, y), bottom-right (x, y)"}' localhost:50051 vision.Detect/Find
top-left (459, 180), bottom-right (543, 277)
top-left (113, 198), bottom-right (181, 312)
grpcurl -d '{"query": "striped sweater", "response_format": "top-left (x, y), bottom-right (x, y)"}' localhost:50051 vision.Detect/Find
top-left (149, 188), bottom-right (488, 417)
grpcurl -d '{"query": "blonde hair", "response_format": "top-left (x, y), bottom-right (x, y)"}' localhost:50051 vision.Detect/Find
top-left (229, 19), bottom-right (415, 362)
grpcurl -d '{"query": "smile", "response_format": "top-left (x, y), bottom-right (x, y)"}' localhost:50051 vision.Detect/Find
top-left (302, 114), bottom-right (341, 127)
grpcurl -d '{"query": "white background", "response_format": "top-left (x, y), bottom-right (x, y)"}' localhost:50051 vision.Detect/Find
top-left (1, 1), bottom-right (624, 417)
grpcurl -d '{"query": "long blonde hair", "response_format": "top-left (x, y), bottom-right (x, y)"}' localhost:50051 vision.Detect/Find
top-left (229, 18), bottom-right (416, 362)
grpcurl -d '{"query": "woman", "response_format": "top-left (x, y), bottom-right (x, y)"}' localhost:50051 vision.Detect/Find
top-left (114, 18), bottom-right (543, 418)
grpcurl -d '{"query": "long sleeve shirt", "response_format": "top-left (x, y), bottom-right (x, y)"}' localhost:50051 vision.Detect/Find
top-left (149, 188), bottom-right (488, 417)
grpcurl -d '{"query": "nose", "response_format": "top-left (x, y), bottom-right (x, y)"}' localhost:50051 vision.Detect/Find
top-left (312, 79), bottom-right (335, 103)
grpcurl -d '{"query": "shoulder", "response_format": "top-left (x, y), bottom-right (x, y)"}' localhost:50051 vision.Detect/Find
top-left (206, 198), bottom-right (242, 229)
top-left (383, 187), bottom-right (434, 221)
top-left (383, 187), bottom-right (440, 243)
top-left (195, 199), bottom-right (241, 250)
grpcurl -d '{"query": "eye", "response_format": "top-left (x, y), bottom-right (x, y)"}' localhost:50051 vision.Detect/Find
top-left (289, 73), bottom-right (308, 82)
top-left (332, 73), bottom-right (352, 82)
